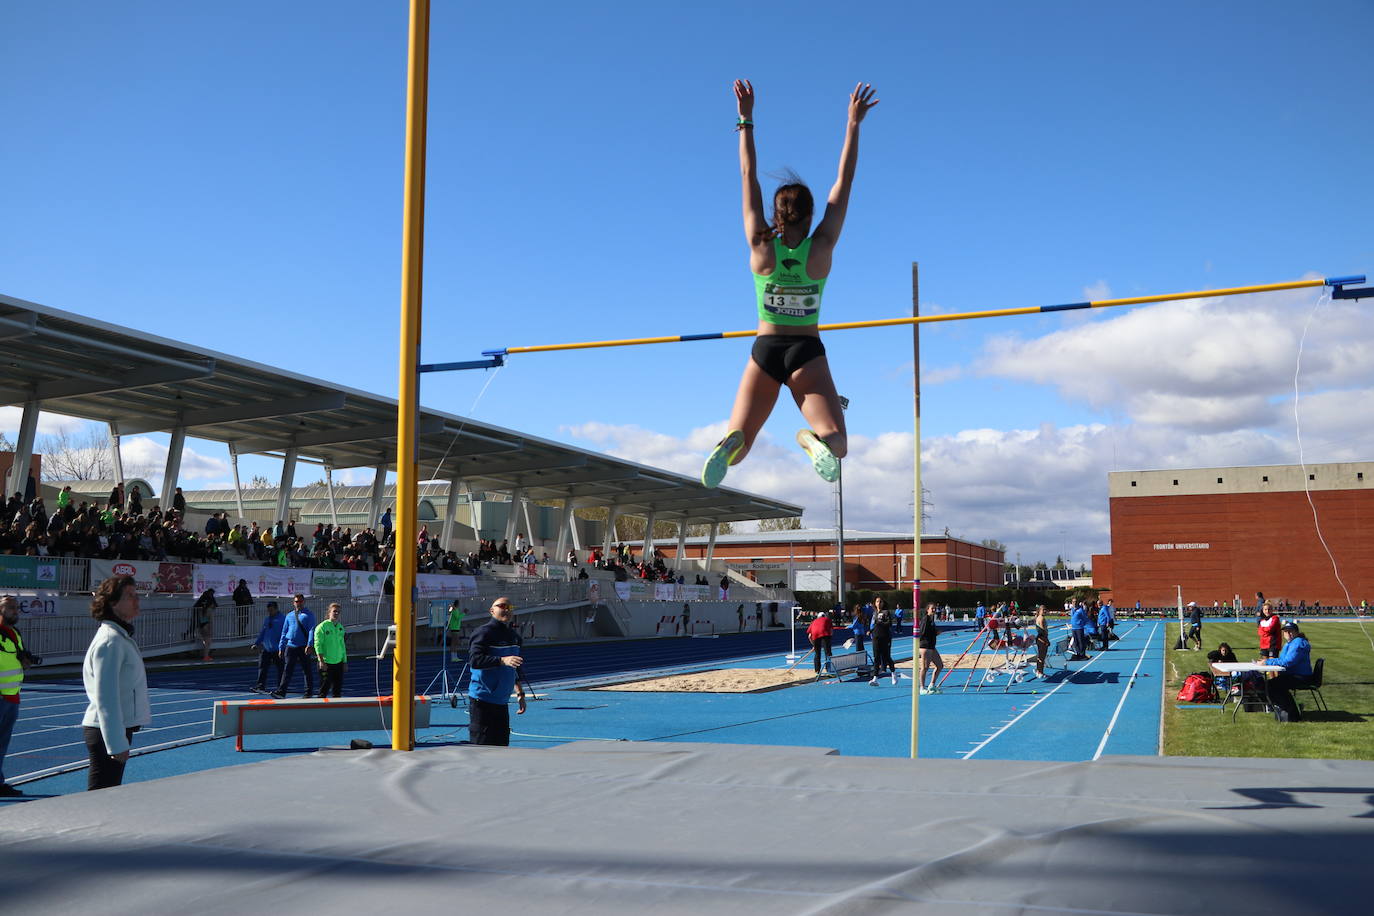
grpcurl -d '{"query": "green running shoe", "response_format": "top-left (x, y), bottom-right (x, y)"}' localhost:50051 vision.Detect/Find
top-left (796, 429), bottom-right (840, 482)
top-left (701, 429), bottom-right (745, 488)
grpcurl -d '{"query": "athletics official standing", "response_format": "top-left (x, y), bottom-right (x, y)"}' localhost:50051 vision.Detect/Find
top-left (0, 595), bottom-right (33, 797)
top-left (82, 576), bottom-right (151, 790)
top-left (467, 597), bottom-right (527, 746)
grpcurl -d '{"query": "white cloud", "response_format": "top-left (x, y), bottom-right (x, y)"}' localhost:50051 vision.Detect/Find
top-left (979, 284), bottom-right (1374, 432)
top-left (0, 408), bottom-right (90, 439)
top-left (560, 412), bottom-right (1369, 570)
top-left (1082, 280), bottom-right (1112, 301)
top-left (119, 437), bottom-right (229, 485)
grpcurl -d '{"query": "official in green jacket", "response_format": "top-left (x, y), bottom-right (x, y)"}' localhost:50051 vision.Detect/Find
top-left (314, 603), bottom-right (348, 698)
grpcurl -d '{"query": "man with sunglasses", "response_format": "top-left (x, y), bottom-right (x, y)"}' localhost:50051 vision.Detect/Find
top-left (467, 596), bottom-right (527, 746)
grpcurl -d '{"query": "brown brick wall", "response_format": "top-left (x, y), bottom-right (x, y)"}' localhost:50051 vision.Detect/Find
top-left (660, 536), bottom-right (1004, 591)
top-left (1106, 490), bottom-right (1373, 606)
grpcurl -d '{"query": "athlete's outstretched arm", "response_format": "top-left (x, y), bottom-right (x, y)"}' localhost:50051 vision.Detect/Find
top-left (735, 79), bottom-right (770, 254)
top-left (812, 83), bottom-right (879, 249)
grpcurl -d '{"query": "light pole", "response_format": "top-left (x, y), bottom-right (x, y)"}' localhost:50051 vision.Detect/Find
top-left (834, 396), bottom-right (849, 611)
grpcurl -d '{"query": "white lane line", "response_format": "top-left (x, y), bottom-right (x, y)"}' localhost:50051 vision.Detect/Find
top-left (1091, 622), bottom-right (1159, 760)
top-left (10, 719), bottom-right (216, 757)
top-left (960, 623), bottom-right (1142, 760)
top-left (15, 692), bottom-right (258, 728)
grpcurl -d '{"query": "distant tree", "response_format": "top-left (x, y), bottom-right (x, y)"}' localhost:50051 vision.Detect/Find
top-left (37, 427), bottom-right (113, 480)
top-left (980, 538), bottom-right (1007, 551)
top-left (757, 516), bottom-right (803, 531)
top-left (0, 432), bottom-right (13, 452)
top-left (1053, 555), bottom-right (1066, 570)
top-left (248, 474), bottom-right (273, 489)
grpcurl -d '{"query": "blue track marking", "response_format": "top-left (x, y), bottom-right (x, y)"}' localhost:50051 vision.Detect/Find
top-left (919, 622), bottom-right (1164, 761)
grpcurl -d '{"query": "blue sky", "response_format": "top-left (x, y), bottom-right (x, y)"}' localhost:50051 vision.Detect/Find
top-left (3, 1), bottom-right (1372, 565)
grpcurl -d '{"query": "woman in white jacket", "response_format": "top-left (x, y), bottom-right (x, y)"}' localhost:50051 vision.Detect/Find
top-left (82, 575), bottom-right (151, 790)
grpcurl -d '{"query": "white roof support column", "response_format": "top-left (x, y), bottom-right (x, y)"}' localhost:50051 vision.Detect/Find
top-left (504, 488), bottom-right (524, 545)
top-left (675, 519), bottom-right (689, 571)
top-left (602, 505), bottom-right (620, 556)
top-left (522, 499), bottom-right (536, 544)
top-left (160, 426), bottom-right (186, 515)
top-left (440, 475), bottom-right (462, 549)
top-left (369, 465), bottom-right (387, 529)
top-left (704, 522), bottom-right (719, 570)
top-left (6, 400), bottom-right (39, 498)
top-left (569, 504), bottom-right (582, 553)
top-left (107, 421), bottom-right (125, 489)
top-left (553, 499), bottom-right (574, 562)
top-left (324, 465), bottom-right (339, 527)
top-left (275, 448), bottom-right (299, 526)
top-left (228, 442), bottom-right (245, 520)
top-left (642, 511), bottom-right (656, 562)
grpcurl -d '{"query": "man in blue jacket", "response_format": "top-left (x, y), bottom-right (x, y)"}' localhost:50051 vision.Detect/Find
top-left (1068, 602), bottom-right (1090, 660)
top-left (1096, 602), bottom-right (1114, 650)
top-left (250, 600), bottom-right (286, 693)
top-left (467, 596), bottom-right (527, 746)
top-left (1263, 622), bottom-right (1313, 723)
top-left (271, 594), bottom-right (316, 699)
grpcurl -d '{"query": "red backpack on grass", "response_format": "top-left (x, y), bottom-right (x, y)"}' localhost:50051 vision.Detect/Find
top-left (1177, 672), bottom-right (1218, 703)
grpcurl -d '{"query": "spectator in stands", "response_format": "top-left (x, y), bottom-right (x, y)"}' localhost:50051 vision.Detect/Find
top-left (1263, 623), bottom-right (1313, 723)
top-left (379, 506), bottom-right (393, 542)
top-left (272, 594), bottom-right (317, 699)
top-left (719, 574), bottom-right (730, 600)
top-left (82, 575), bottom-right (150, 790)
top-left (191, 588), bottom-right (216, 662)
top-left (314, 603), bottom-right (347, 698)
top-left (467, 597), bottom-right (527, 746)
top-left (128, 487), bottom-right (142, 515)
top-left (250, 601), bottom-right (285, 693)
top-left (171, 487), bottom-right (186, 516)
top-left (807, 610), bottom-right (833, 676)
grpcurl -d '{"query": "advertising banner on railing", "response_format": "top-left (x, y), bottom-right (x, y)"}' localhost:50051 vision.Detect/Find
top-left (0, 555), bottom-right (58, 590)
top-left (418, 574), bottom-right (478, 598)
top-left (349, 570), bottom-right (391, 598)
top-left (310, 569), bottom-right (351, 595)
top-left (194, 565), bottom-right (313, 598)
top-left (17, 592), bottom-right (59, 616)
top-left (587, 580), bottom-right (601, 605)
top-left (90, 559), bottom-right (193, 594)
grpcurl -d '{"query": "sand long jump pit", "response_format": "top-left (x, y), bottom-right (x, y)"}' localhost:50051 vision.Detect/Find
top-left (588, 651), bottom-right (938, 694)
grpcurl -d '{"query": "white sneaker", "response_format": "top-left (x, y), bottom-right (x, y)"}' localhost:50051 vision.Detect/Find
top-left (891, 673), bottom-right (898, 685)
top-left (919, 687), bottom-right (931, 695)
top-left (868, 677), bottom-right (879, 686)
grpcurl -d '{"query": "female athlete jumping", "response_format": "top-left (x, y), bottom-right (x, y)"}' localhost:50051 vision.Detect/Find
top-left (701, 79), bottom-right (878, 488)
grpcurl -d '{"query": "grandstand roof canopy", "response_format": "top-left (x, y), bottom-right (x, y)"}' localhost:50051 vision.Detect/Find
top-left (0, 293), bottom-right (802, 525)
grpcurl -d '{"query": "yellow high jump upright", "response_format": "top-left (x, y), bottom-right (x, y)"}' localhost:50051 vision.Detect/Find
top-left (392, 0), bottom-right (431, 751)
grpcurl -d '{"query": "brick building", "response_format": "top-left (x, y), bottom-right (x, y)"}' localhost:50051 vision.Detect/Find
top-left (659, 529), bottom-right (1005, 593)
top-left (1091, 461), bottom-right (1373, 607)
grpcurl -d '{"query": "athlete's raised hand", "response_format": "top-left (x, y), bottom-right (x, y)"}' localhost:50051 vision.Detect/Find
top-left (734, 79), bottom-right (755, 120)
top-left (848, 83), bottom-right (879, 124)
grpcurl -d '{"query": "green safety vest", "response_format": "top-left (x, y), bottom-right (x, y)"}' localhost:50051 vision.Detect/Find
top-left (0, 626), bottom-right (24, 698)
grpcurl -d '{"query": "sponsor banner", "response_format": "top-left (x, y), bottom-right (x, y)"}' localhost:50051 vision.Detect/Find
top-left (349, 570), bottom-right (390, 598)
top-left (0, 556), bottom-right (58, 589)
top-left (587, 580), bottom-right (601, 605)
top-left (91, 559), bottom-right (193, 594)
top-left (417, 573), bottom-right (478, 598)
top-left (613, 581), bottom-right (631, 601)
top-left (654, 583), bottom-right (677, 601)
top-left (310, 569), bottom-right (351, 595)
top-left (195, 565), bottom-right (313, 598)
top-left (17, 592), bottom-right (59, 616)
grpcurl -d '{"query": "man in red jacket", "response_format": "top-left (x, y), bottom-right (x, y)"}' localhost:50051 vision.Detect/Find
top-left (807, 610), bottom-right (834, 676)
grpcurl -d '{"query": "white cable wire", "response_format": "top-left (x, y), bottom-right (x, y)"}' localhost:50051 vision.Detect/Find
top-left (1292, 289), bottom-right (1372, 652)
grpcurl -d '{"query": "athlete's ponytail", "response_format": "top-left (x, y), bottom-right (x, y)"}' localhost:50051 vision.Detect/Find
top-left (770, 175), bottom-right (813, 241)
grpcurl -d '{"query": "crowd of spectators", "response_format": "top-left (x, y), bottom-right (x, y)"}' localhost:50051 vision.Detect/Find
top-left (0, 486), bottom-right (228, 562)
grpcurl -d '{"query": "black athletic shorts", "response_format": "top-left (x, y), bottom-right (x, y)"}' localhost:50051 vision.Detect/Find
top-left (751, 334), bottom-right (826, 384)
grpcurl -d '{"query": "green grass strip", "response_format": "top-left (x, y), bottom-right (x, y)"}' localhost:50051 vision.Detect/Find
top-left (1162, 620), bottom-right (1374, 760)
